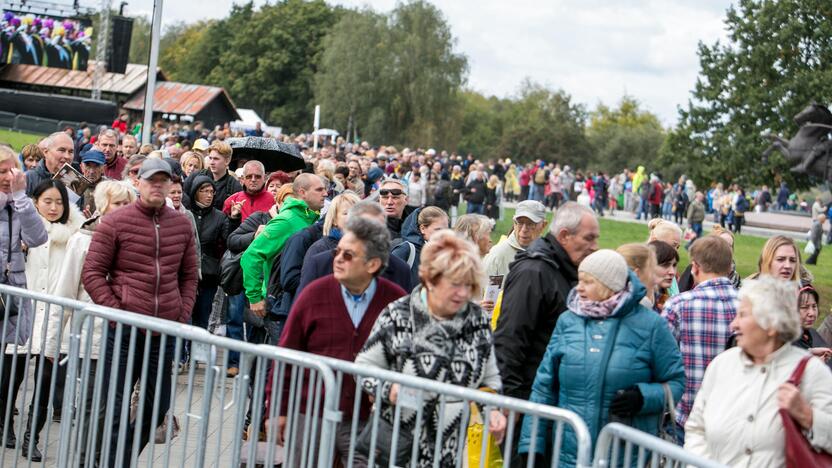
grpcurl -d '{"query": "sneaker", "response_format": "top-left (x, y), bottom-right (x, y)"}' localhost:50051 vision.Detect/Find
top-left (226, 367), bottom-right (239, 378)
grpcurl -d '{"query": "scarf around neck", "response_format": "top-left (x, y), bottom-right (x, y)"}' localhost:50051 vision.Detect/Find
top-left (575, 289), bottom-right (627, 319)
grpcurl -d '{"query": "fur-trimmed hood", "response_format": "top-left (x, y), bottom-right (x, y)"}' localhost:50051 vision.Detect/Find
top-left (38, 202), bottom-right (86, 246)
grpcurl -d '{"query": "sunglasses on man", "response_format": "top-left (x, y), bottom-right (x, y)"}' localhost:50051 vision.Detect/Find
top-left (379, 189), bottom-right (404, 198)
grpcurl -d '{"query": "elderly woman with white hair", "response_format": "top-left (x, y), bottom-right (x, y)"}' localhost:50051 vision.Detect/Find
top-left (685, 276), bottom-right (832, 466)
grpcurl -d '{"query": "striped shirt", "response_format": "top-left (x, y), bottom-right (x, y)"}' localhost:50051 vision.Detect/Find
top-left (661, 277), bottom-right (738, 427)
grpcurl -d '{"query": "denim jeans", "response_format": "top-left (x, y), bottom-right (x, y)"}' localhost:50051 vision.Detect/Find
top-left (102, 330), bottom-right (174, 467)
top-left (226, 293), bottom-right (246, 367)
top-left (467, 202), bottom-right (484, 215)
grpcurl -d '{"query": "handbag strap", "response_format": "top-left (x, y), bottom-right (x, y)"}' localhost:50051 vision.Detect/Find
top-left (4, 205), bottom-right (12, 279)
top-left (788, 355), bottom-right (813, 386)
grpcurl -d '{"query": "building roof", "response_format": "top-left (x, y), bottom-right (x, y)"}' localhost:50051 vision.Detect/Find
top-left (122, 81), bottom-right (240, 120)
top-left (0, 61), bottom-right (165, 96)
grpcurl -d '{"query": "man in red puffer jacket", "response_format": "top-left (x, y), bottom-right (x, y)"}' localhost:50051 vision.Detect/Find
top-left (82, 158), bottom-right (198, 467)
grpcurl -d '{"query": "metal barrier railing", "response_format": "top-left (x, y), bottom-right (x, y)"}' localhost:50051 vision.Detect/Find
top-left (320, 356), bottom-right (594, 468)
top-left (0, 284), bottom-right (339, 468)
top-left (592, 423), bottom-right (727, 468)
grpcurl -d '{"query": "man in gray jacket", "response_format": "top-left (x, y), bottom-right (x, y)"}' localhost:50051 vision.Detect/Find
top-left (483, 200), bottom-right (546, 279)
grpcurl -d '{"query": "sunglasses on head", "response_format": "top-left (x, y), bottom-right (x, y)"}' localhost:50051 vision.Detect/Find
top-left (333, 247), bottom-right (359, 262)
top-left (379, 189), bottom-right (404, 197)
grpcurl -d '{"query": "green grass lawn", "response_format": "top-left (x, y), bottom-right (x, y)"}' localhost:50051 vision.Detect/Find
top-left (0, 128), bottom-right (44, 152)
top-left (484, 205), bottom-right (831, 323)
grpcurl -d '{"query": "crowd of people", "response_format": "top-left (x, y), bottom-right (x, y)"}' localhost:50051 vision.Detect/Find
top-left (0, 120), bottom-right (831, 467)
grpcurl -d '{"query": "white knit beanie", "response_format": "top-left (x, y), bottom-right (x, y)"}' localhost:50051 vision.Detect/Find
top-left (578, 249), bottom-right (629, 292)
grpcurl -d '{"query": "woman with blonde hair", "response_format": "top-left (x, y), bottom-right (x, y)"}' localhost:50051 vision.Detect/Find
top-left (485, 174), bottom-right (502, 220)
top-left (179, 151), bottom-right (203, 178)
top-left (616, 242), bottom-right (658, 308)
top-left (356, 230), bottom-right (506, 467)
top-left (453, 213), bottom-right (493, 257)
top-left (748, 235), bottom-right (813, 285)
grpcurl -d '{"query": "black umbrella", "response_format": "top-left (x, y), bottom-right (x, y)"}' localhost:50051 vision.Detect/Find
top-left (227, 137), bottom-right (306, 172)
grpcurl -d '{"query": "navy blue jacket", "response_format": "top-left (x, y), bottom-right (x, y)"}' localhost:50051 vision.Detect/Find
top-left (272, 221), bottom-right (323, 317)
top-left (297, 249), bottom-right (412, 295)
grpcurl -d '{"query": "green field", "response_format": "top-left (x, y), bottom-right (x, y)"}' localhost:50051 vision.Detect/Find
top-left (485, 205), bottom-right (831, 322)
top-left (0, 128), bottom-right (44, 152)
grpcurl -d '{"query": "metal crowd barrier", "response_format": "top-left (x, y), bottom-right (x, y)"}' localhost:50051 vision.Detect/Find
top-left (592, 423), bottom-right (727, 468)
top-left (0, 285), bottom-right (339, 468)
top-left (320, 357), bottom-right (594, 468)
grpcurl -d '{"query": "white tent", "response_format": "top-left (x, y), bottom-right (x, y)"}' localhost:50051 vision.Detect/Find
top-left (231, 108), bottom-right (282, 136)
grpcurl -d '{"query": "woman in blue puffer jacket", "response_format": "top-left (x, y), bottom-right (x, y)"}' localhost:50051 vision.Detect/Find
top-left (518, 249), bottom-right (685, 467)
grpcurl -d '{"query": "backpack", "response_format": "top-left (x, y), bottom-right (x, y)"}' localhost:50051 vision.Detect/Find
top-left (405, 241), bottom-right (417, 268)
top-left (534, 169), bottom-right (546, 185)
top-left (219, 249), bottom-right (244, 296)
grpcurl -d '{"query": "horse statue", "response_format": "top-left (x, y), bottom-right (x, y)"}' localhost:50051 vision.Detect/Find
top-left (762, 103), bottom-right (832, 181)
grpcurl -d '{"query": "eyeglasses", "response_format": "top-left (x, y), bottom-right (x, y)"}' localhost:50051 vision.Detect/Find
top-left (198, 187), bottom-right (215, 194)
top-left (514, 219), bottom-right (540, 230)
top-left (243, 174), bottom-right (263, 180)
top-left (128, 169), bottom-right (140, 176)
top-left (379, 189), bottom-right (404, 198)
top-left (333, 248), bottom-right (361, 262)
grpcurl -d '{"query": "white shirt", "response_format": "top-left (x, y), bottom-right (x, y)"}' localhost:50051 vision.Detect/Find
top-left (685, 345), bottom-right (832, 467)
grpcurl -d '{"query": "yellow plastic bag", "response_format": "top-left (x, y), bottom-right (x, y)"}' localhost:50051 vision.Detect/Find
top-left (466, 403), bottom-right (503, 468)
top-left (489, 290), bottom-right (503, 331)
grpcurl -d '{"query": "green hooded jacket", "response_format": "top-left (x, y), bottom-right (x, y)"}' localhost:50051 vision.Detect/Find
top-left (240, 197), bottom-right (319, 304)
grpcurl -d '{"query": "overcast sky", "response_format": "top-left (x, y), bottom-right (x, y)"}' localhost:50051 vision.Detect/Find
top-left (124, 0), bottom-right (734, 125)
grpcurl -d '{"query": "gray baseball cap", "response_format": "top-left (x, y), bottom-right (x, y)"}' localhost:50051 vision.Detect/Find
top-left (514, 200), bottom-right (546, 223)
top-left (138, 158), bottom-right (173, 180)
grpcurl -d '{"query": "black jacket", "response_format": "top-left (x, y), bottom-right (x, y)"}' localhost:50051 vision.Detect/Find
top-left (493, 233), bottom-right (578, 400)
top-left (183, 169), bottom-right (243, 211)
top-left (465, 179), bottom-right (487, 204)
top-left (387, 205), bottom-right (417, 243)
top-left (297, 248), bottom-right (412, 295)
top-left (303, 234), bottom-right (340, 271)
top-left (188, 175), bottom-right (230, 284)
top-left (25, 160), bottom-right (55, 196)
top-left (433, 179), bottom-right (453, 211)
top-left (227, 211), bottom-right (272, 254)
top-left (450, 177), bottom-right (465, 207)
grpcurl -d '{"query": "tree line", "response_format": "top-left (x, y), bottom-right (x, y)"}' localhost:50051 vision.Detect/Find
top-left (125, 0), bottom-right (831, 189)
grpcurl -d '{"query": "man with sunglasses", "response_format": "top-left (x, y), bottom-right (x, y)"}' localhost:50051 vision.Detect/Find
top-left (377, 178), bottom-right (415, 243)
top-left (484, 200), bottom-right (546, 279)
top-left (265, 216), bottom-right (406, 467)
top-left (222, 160), bottom-right (272, 230)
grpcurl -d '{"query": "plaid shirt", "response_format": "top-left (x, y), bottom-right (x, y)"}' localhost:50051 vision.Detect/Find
top-left (661, 277), bottom-right (738, 427)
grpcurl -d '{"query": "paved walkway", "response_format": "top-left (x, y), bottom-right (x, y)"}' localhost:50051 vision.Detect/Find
top-left (2, 352), bottom-right (263, 468)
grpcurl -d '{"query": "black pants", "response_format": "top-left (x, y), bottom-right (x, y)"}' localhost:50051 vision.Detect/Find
top-left (102, 330), bottom-right (174, 467)
top-left (807, 246), bottom-right (821, 265)
top-left (1, 354), bottom-right (28, 436)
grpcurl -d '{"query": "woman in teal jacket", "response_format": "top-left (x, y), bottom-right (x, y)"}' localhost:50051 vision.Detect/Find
top-left (518, 249), bottom-right (685, 467)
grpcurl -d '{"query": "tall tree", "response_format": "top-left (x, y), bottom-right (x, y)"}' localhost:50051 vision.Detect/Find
top-left (587, 96), bottom-right (665, 173)
top-left (496, 80), bottom-right (590, 167)
top-left (314, 9), bottom-right (393, 143)
top-left (662, 0), bottom-right (832, 189)
top-left (387, 1), bottom-right (468, 148)
top-left (208, 0), bottom-right (338, 132)
top-left (456, 91), bottom-right (508, 160)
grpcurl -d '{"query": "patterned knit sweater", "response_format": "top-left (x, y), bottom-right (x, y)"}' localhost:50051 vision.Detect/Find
top-left (355, 285), bottom-right (501, 468)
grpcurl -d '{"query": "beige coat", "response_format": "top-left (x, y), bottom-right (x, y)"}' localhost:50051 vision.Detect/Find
top-left (686, 345), bottom-right (832, 467)
top-left (483, 232), bottom-right (524, 279)
top-left (43, 223), bottom-right (103, 359)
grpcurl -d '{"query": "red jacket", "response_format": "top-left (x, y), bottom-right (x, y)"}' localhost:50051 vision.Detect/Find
top-left (82, 200), bottom-right (199, 323)
top-left (265, 275), bottom-right (406, 419)
top-left (104, 156), bottom-right (127, 181)
top-left (222, 189), bottom-right (275, 222)
top-left (649, 181), bottom-right (664, 206)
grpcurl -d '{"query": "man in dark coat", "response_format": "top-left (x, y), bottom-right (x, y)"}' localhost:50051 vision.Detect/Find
top-left (494, 202), bottom-right (599, 401)
top-left (26, 132), bottom-right (75, 196)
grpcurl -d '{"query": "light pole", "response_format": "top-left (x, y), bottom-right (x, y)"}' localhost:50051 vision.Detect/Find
top-left (141, 0), bottom-right (164, 145)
